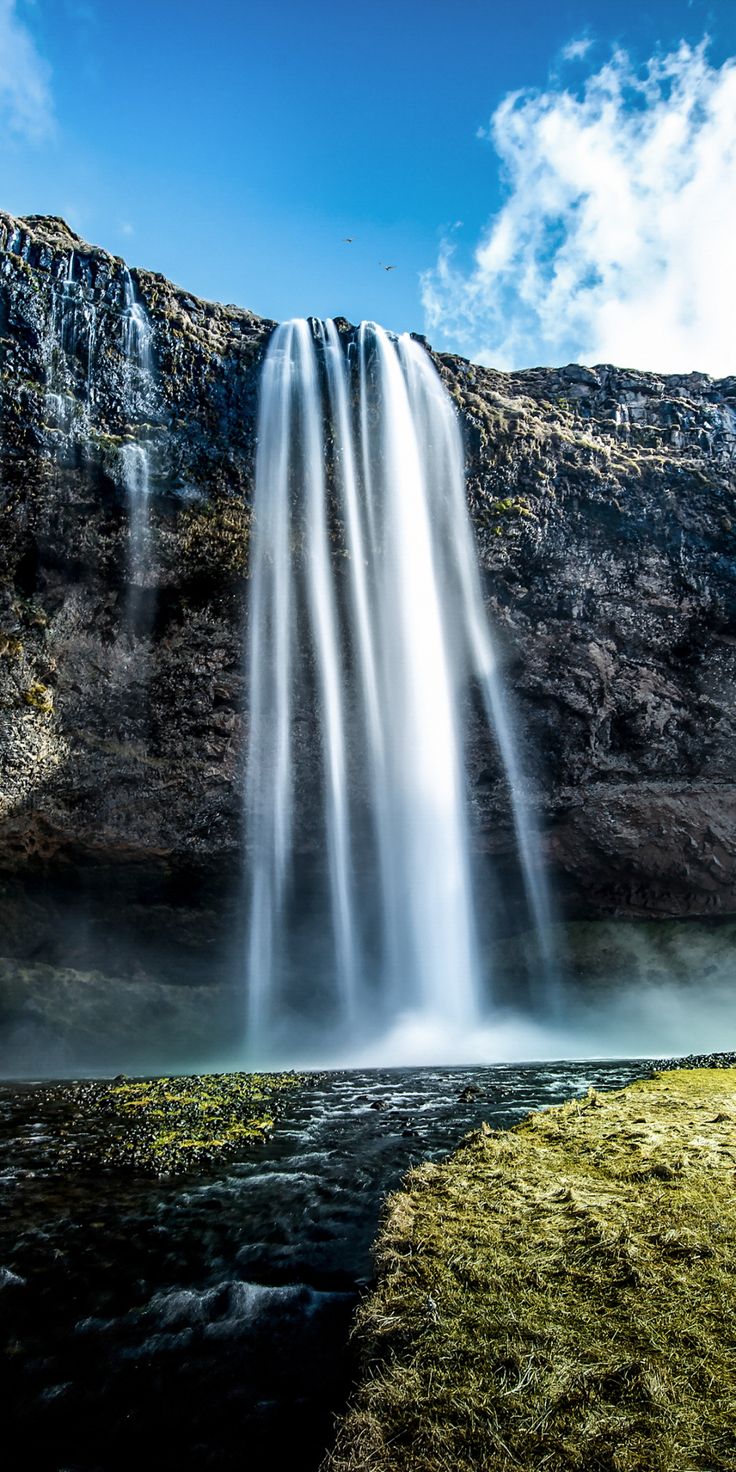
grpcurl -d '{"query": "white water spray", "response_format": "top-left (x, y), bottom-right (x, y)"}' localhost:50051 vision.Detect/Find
top-left (245, 319), bottom-right (554, 1055)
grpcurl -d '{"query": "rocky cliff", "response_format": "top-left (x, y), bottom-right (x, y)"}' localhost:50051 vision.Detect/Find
top-left (0, 211), bottom-right (734, 1061)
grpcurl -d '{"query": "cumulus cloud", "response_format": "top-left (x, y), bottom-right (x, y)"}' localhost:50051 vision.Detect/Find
top-left (0, 0), bottom-right (54, 142)
top-left (422, 41), bottom-right (736, 375)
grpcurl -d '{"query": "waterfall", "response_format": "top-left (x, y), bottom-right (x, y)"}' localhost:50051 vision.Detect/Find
top-left (118, 268), bottom-right (155, 621)
top-left (40, 247), bottom-right (156, 620)
top-left (44, 250), bottom-right (97, 427)
top-left (121, 442), bottom-right (151, 579)
top-left (121, 266), bottom-right (153, 376)
top-left (245, 318), bottom-right (554, 1055)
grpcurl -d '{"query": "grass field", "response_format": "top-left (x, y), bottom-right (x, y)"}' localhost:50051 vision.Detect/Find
top-left (326, 1069), bottom-right (736, 1472)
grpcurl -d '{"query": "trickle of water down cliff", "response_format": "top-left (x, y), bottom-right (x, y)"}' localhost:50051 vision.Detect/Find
top-left (246, 319), bottom-right (555, 1059)
top-left (35, 231), bottom-right (158, 620)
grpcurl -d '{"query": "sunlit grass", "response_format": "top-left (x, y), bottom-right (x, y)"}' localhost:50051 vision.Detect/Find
top-left (326, 1069), bottom-right (736, 1472)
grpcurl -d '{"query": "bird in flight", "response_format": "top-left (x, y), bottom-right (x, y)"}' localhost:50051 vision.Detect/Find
top-left (380, 263), bottom-right (397, 271)
top-left (342, 237), bottom-right (353, 243)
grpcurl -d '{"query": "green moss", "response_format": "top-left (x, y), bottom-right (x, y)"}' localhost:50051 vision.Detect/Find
top-left (179, 497), bottom-right (251, 578)
top-left (23, 680), bottom-right (53, 714)
top-left (91, 429), bottom-right (126, 450)
top-left (327, 1069), bottom-right (736, 1472)
top-left (488, 496), bottom-right (535, 519)
top-left (64, 1070), bottom-right (306, 1175)
top-left (0, 634), bottom-right (23, 658)
top-left (6, 252), bottom-right (36, 279)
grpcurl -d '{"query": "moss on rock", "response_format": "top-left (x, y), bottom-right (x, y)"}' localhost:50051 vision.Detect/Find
top-left (23, 679), bottom-right (53, 713)
top-left (61, 1069), bottom-right (306, 1175)
top-left (326, 1068), bottom-right (736, 1472)
top-left (179, 496), bottom-right (251, 578)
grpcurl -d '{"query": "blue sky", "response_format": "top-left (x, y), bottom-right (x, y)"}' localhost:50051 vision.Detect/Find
top-left (2, 0), bottom-right (735, 370)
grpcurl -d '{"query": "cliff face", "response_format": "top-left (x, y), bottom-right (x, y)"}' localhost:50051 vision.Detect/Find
top-left (0, 210), bottom-right (734, 1019)
top-left (449, 355), bottom-right (736, 922)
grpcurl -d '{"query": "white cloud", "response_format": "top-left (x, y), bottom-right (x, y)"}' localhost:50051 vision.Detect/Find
top-left (0, 0), bottom-right (54, 142)
top-left (562, 37), bottom-right (593, 63)
top-left (422, 40), bottom-right (736, 376)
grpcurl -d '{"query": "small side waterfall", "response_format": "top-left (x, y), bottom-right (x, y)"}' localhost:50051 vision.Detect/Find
top-left (120, 442), bottom-right (152, 584)
top-left (39, 245), bottom-right (157, 626)
top-left (118, 267), bottom-right (155, 619)
top-left (121, 266), bottom-right (153, 372)
top-left (245, 318), bottom-right (555, 1056)
top-left (44, 249), bottom-right (97, 428)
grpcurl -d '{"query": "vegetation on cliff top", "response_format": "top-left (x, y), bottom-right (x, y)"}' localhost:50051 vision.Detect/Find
top-left (326, 1069), bottom-right (736, 1472)
top-left (59, 1070), bottom-right (306, 1175)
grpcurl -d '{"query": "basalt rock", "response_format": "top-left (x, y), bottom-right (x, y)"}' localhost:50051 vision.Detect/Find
top-left (441, 355), bottom-right (736, 921)
top-left (0, 210), bottom-right (734, 1009)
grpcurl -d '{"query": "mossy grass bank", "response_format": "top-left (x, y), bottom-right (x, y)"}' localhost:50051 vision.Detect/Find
top-left (59, 1070), bottom-right (306, 1175)
top-left (326, 1068), bottom-right (736, 1472)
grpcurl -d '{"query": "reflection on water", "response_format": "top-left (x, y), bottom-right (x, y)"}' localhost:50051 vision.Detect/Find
top-left (0, 1061), bottom-right (647, 1471)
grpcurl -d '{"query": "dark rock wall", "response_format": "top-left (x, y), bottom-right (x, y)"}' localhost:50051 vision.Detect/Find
top-left (442, 356), bottom-right (736, 920)
top-left (0, 210), bottom-right (734, 992)
top-left (0, 213), bottom-right (272, 984)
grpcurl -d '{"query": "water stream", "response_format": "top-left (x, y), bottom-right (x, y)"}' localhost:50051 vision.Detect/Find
top-left (0, 1060), bottom-right (646, 1472)
top-left (44, 248), bottom-right (97, 429)
top-left (119, 266), bottom-right (156, 622)
top-left (41, 248), bottom-right (156, 616)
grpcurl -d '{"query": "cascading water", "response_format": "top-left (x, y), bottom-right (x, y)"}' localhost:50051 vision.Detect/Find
top-left (245, 318), bottom-right (555, 1059)
top-left (121, 265), bottom-right (153, 372)
top-left (118, 267), bottom-right (156, 618)
top-left (44, 249), bottom-right (97, 429)
top-left (40, 247), bottom-right (156, 622)
top-left (120, 443), bottom-right (152, 582)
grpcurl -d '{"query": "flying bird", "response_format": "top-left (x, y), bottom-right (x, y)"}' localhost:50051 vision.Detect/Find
top-left (380, 263), bottom-right (397, 271)
top-left (342, 237), bottom-right (354, 243)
